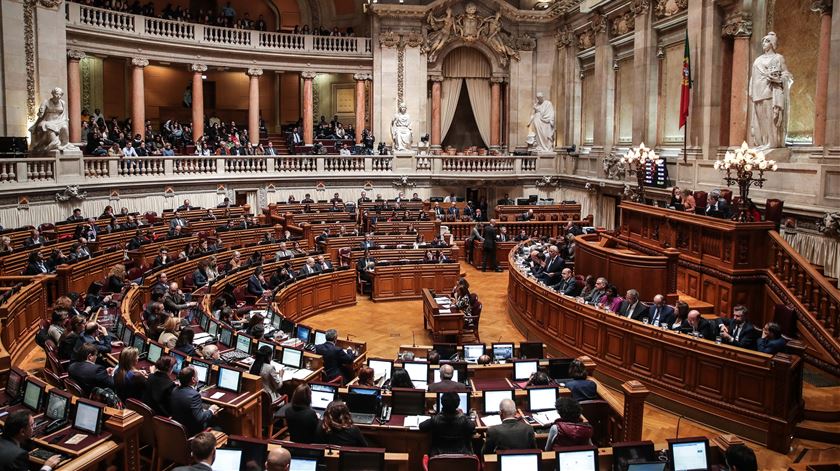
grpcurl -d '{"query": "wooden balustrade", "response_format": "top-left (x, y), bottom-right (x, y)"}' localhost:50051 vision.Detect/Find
top-left (494, 203), bottom-right (582, 221)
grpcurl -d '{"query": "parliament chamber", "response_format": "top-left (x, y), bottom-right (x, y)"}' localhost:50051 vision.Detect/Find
top-left (2, 0), bottom-right (840, 470)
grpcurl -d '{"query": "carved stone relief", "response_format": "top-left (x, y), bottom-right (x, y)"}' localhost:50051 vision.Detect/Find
top-left (654, 0), bottom-right (688, 19)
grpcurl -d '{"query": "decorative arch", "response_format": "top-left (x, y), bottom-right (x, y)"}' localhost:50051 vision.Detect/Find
top-left (427, 40), bottom-right (508, 79)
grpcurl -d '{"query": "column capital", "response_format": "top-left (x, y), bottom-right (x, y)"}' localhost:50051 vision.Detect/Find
top-left (721, 11), bottom-right (752, 38)
top-left (490, 76), bottom-right (506, 84)
top-left (631, 0), bottom-right (650, 15)
top-left (67, 49), bottom-right (86, 61)
top-left (555, 25), bottom-right (575, 49)
top-left (428, 74), bottom-right (444, 82)
top-left (247, 67), bottom-right (264, 77)
top-left (131, 57), bottom-right (150, 68)
top-left (353, 73), bottom-right (372, 82)
top-left (190, 63), bottom-right (208, 73)
top-left (811, 0), bottom-right (833, 15)
top-left (300, 71), bottom-right (317, 80)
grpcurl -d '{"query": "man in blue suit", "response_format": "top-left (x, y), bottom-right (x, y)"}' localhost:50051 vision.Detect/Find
top-left (169, 367), bottom-right (220, 436)
top-left (647, 294), bottom-right (675, 327)
top-left (314, 329), bottom-right (355, 383)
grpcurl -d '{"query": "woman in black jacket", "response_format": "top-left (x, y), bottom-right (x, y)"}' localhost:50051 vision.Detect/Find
top-left (142, 356), bottom-right (176, 416)
top-left (315, 401), bottom-right (368, 447)
top-left (282, 384), bottom-right (319, 444)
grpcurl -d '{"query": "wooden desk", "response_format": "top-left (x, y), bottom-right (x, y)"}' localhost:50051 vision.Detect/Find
top-left (507, 243), bottom-right (803, 453)
top-left (370, 262), bottom-right (460, 302)
top-left (421, 288), bottom-right (464, 341)
top-left (494, 203), bottom-right (582, 221)
top-left (470, 240), bottom-right (517, 269)
top-left (319, 234), bottom-right (419, 261)
top-left (369, 221), bottom-right (440, 240)
top-left (273, 268), bottom-right (357, 322)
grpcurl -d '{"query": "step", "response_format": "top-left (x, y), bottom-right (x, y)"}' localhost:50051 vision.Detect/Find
top-left (795, 420), bottom-right (840, 444)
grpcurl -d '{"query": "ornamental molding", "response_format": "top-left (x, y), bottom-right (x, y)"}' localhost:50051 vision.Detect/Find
top-left (422, 3), bottom-right (521, 66)
top-left (654, 0), bottom-right (688, 19)
top-left (190, 63), bottom-right (208, 73)
top-left (247, 68), bottom-right (264, 77)
top-left (353, 73), bottom-right (372, 81)
top-left (721, 11), bottom-right (752, 37)
top-left (370, 0), bottom-right (582, 23)
top-left (611, 11), bottom-right (636, 36)
top-left (300, 71), bottom-right (317, 80)
top-left (131, 57), bottom-right (150, 68)
top-left (404, 30), bottom-right (424, 48)
top-left (379, 30), bottom-right (401, 48)
top-left (555, 25), bottom-right (576, 49)
top-left (632, 0), bottom-right (651, 15)
top-left (67, 49), bottom-right (86, 61)
top-left (591, 13), bottom-right (608, 34)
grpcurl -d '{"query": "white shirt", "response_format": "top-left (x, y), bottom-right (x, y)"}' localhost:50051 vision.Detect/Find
top-left (122, 146), bottom-right (138, 157)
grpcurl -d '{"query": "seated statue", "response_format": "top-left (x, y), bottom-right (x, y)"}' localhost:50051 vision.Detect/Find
top-left (29, 87), bottom-right (78, 155)
top-left (390, 103), bottom-right (413, 152)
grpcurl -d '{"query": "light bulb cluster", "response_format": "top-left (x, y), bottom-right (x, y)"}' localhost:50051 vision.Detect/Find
top-left (620, 142), bottom-right (662, 167)
top-left (714, 141), bottom-right (778, 173)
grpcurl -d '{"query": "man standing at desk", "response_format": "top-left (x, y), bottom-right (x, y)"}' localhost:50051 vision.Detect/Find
top-left (357, 250), bottom-right (375, 293)
top-left (315, 329), bottom-right (355, 384)
top-left (482, 219), bottom-right (502, 272)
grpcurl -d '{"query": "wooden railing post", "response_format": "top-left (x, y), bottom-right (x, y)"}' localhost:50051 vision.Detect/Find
top-left (104, 410), bottom-right (144, 471)
top-left (621, 380), bottom-right (649, 442)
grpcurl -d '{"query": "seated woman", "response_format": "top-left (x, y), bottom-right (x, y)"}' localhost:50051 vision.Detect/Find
top-left (113, 346), bottom-right (149, 402)
top-left (563, 360), bottom-right (598, 402)
top-left (173, 327), bottom-right (197, 357)
top-left (250, 345), bottom-right (284, 404)
top-left (526, 371), bottom-right (552, 387)
top-left (158, 316), bottom-right (180, 349)
top-left (545, 397), bottom-right (593, 450)
top-left (668, 301), bottom-right (690, 331)
top-left (282, 384), bottom-right (319, 444)
top-left (454, 284), bottom-right (474, 327)
top-left (356, 367), bottom-right (376, 387)
top-left (106, 264), bottom-right (128, 293)
top-left (682, 189), bottom-right (696, 213)
top-left (419, 392), bottom-right (476, 456)
top-left (388, 368), bottom-right (415, 389)
top-left (598, 285), bottom-right (623, 313)
top-left (315, 401), bottom-right (368, 447)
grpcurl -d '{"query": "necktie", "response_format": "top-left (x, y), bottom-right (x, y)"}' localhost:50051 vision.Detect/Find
top-left (733, 325), bottom-right (741, 341)
top-left (652, 307), bottom-right (660, 325)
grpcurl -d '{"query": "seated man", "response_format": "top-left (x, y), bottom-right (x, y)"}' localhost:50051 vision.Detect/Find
top-left (685, 310), bottom-right (715, 340)
top-left (314, 255), bottom-right (333, 272)
top-left (428, 364), bottom-right (468, 392)
top-left (67, 208), bottom-right (85, 222)
top-left (482, 398), bottom-right (536, 453)
top-left (705, 190), bottom-right (731, 219)
top-left (247, 267), bottom-right (268, 297)
top-left (177, 199), bottom-right (196, 211)
top-left (298, 257), bottom-right (318, 277)
top-left (617, 289), bottom-right (648, 321)
top-left (584, 277), bottom-right (608, 305)
top-left (301, 193), bottom-right (315, 204)
top-left (647, 294), bottom-right (675, 327)
top-left (757, 322), bottom-right (787, 354)
top-left (170, 366), bottom-right (220, 436)
top-left (74, 321), bottom-right (117, 355)
top-left (0, 411), bottom-right (62, 470)
top-left (357, 250), bottom-right (375, 292)
top-left (718, 305), bottom-right (759, 350)
top-left (551, 268), bottom-right (581, 297)
top-left (274, 242), bottom-right (295, 261)
top-left (173, 431), bottom-right (217, 471)
top-left (68, 343), bottom-right (114, 396)
top-left (163, 282), bottom-right (196, 316)
top-left (330, 192), bottom-right (343, 204)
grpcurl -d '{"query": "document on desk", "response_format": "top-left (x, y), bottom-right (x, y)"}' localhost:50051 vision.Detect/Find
top-left (65, 433), bottom-right (88, 445)
top-left (291, 369), bottom-right (314, 380)
top-left (211, 392), bottom-right (226, 400)
top-left (532, 410), bottom-right (560, 426)
top-left (438, 309), bottom-right (451, 314)
top-left (403, 415), bottom-right (431, 430)
top-left (480, 415), bottom-right (502, 427)
top-left (434, 297), bottom-right (450, 303)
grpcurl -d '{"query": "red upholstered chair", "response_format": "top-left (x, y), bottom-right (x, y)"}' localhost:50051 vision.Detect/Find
top-left (425, 454), bottom-right (481, 471)
top-left (42, 368), bottom-right (65, 388)
top-left (125, 399), bottom-right (157, 467)
top-left (765, 198), bottom-right (784, 229)
top-left (152, 416), bottom-right (194, 471)
top-left (693, 191), bottom-right (708, 215)
top-left (261, 390), bottom-right (288, 440)
top-left (580, 399), bottom-right (612, 447)
top-left (720, 188), bottom-right (733, 203)
top-left (63, 378), bottom-right (84, 398)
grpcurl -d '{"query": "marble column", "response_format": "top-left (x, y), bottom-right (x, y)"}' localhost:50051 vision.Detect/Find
top-left (813, 0), bottom-right (833, 146)
top-left (723, 12), bottom-right (752, 146)
top-left (130, 58), bottom-right (149, 138)
top-left (631, 2), bottom-right (656, 145)
top-left (490, 77), bottom-right (504, 149)
top-left (301, 71), bottom-right (316, 145)
top-left (67, 50), bottom-right (86, 143)
top-left (592, 14), bottom-right (614, 156)
top-left (353, 73), bottom-right (371, 144)
top-left (825, 1), bottom-right (840, 148)
top-left (247, 68), bottom-right (263, 145)
top-left (429, 75), bottom-right (443, 148)
top-left (191, 63), bottom-right (207, 140)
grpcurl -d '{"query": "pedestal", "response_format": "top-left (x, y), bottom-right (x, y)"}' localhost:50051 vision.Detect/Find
top-left (53, 148), bottom-right (84, 182)
top-left (535, 151), bottom-right (558, 172)
top-left (393, 150), bottom-right (415, 172)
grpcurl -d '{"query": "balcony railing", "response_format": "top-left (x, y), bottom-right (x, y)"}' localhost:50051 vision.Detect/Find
top-left (66, 2), bottom-right (372, 58)
top-left (0, 154), bottom-right (544, 190)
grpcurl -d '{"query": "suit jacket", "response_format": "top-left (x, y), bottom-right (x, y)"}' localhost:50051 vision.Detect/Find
top-left (618, 300), bottom-right (649, 321)
top-left (173, 463), bottom-right (213, 471)
top-left (447, 207), bottom-right (460, 217)
top-left (482, 225), bottom-right (498, 249)
top-left (0, 438), bottom-right (29, 471)
top-left (169, 386), bottom-right (213, 436)
top-left (685, 318), bottom-right (715, 341)
top-left (482, 419), bottom-right (537, 454)
top-left (298, 264), bottom-right (316, 277)
top-left (757, 337), bottom-right (787, 355)
top-left (427, 379), bottom-right (468, 393)
top-left (143, 371), bottom-right (175, 416)
top-left (539, 256), bottom-right (565, 285)
top-left (314, 342), bottom-right (354, 381)
top-left (720, 319), bottom-right (760, 350)
top-left (22, 261), bottom-right (49, 276)
top-left (315, 261), bottom-right (333, 272)
top-left (647, 304), bottom-right (675, 327)
top-left (68, 360), bottom-right (114, 396)
top-left (246, 274), bottom-right (265, 296)
top-left (553, 277), bottom-right (581, 297)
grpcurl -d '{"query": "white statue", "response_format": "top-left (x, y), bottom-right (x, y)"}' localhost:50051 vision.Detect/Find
top-left (391, 103), bottom-right (413, 152)
top-left (527, 92), bottom-right (556, 153)
top-left (29, 87), bottom-right (78, 155)
top-left (749, 32), bottom-right (793, 149)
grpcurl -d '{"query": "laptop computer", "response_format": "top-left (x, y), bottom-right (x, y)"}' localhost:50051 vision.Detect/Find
top-left (347, 386), bottom-right (380, 424)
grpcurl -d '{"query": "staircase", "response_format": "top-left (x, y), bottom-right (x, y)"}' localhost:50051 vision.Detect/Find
top-left (260, 132), bottom-right (290, 154)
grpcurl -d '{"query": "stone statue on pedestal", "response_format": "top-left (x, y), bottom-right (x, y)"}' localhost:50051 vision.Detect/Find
top-left (749, 32), bottom-right (793, 149)
top-left (391, 103), bottom-right (413, 152)
top-left (527, 92), bottom-right (556, 153)
top-left (29, 87), bottom-right (78, 155)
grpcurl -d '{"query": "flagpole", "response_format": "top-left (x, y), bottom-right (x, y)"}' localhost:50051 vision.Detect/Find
top-left (683, 118), bottom-right (688, 164)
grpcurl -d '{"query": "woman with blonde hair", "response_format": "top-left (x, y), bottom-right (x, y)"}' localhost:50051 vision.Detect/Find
top-left (158, 316), bottom-right (179, 349)
top-left (107, 264), bottom-right (128, 293)
top-left (113, 346), bottom-right (152, 401)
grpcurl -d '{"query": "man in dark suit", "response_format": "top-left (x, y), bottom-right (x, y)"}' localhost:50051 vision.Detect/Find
top-left (585, 277), bottom-right (609, 305)
top-left (170, 367), bottom-right (220, 436)
top-left (0, 411), bottom-right (62, 470)
top-left (22, 252), bottom-right (49, 276)
top-left (301, 193), bottom-right (315, 204)
top-left (428, 364), bottom-right (468, 392)
top-left (177, 199), bottom-right (195, 211)
top-left (68, 343), bottom-right (114, 396)
top-left (482, 219), bottom-right (501, 272)
top-left (298, 257), bottom-right (317, 277)
top-left (537, 245), bottom-right (564, 285)
top-left (482, 399), bottom-right (536, 453)
top-left (647, 294), bottom-right (675, 327)
top-left (314, 329), bottom-right (355, 383)
top-left (247, 267), bottom-right (267, 297)
top-left (719, 305), bottom-right (760, 350)
top-left (432, 202), bottom-right (445, 218)
top-left (359, 234), bottom-right (377, 251)
top-left (552, 268), bottom-right (581, 297)
top-left (357, 250), bottom-right (375, 292)
top-left (706, 191), bottom-right (731, 219)
top-left (173, 431), bottom-right (217, 471)
top-left (23, 229), bottom-right (46, 247)
top-left (686, 310), bottom-right (715, 340)
top-left (74, 321), bottom-right (116, 355)
top-left (497, 194), bottom-right (514, 205)
top-left (314, 255), bottom-right (333, 272)
top-left (447, 203), bottom-right (460, 218)
top-left (67, 208), bottom-right (85, 222)
top-left (617, 289), bottom-right (649, 321)
top-left (288, 127), bottom-right (303, 154)
top-left (757, 322), bottom-right (787, 354)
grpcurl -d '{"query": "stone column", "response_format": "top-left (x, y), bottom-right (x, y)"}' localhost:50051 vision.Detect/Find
top-left (353, 73), bottom-right (371, 144)
top-left (66, 50), bottom-right (86, 143)
top-left (301, 71), bottom-right (316, 145)
top-left (723, 12), bottom-right (752, 146)
top-left (429, 75), bottom-right (443, 148)
top-left (631, 2), bottom-right (656, 145)
top-left (813, 0), bottom-right (833, 146)
top-left (591, 14), bottom-right (614, 157)
top-left (490, 77), bottom-right (504, 149)
top-left (191, 63), bottom-right (207, 140)
top-left (825, 3), bottom-right (840, 148)
top-left (130, 58), bottom-right (149, 138)
top-left (247, 68), bottom-right (263, 145)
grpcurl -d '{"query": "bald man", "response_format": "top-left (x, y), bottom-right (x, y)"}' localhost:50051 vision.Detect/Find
top-left (266, 447), bottom-right (291, 471)
top-left (686, 309), bottom-right (715, 340)
top-left (482, 398), bottom-right (536, 453)
top-left (427, 364), bottom-right (468, 392)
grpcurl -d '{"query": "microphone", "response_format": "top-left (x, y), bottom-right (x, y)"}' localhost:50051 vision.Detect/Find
top-left (412, 331), bottom-right (416, 347)
top-left (675, 415), bottom-right (684, 439)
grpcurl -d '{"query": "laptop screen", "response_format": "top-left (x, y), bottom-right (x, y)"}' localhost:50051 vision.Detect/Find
top-left (313, 331), bottom-right (327, 345)
top-left (45, 391), bottom-right (69, 421)
top-left (556, 448), bottom-right (597, 471)
top-left (368, 359), bottom-right (393, 381)
top-left (217, 367), bottom-right (242, 393)
top-left (132, 335), bottom-right (147, 355)
top-left (514, 360), bottom-right (539, 380)
top-left (219, 326), bottom-right (234, 348)
top-left (281, 348), bottom-right (303, 369)
top-left (5, 369), bottom-right (22, 398)
top-left (191, 361), bottom-right (211, 385)
top-left (310, 383), bottom-right (337, 411)
top-left (500, 453), bottom-right (539, 471)
top-left (402, 362), bottom-right (428, 383)
top-left (435, 392), bottom-right (468, 414)
top-left (348, 387), bottom-right (380, 414)
top-left (235, 334), bottom-right (252, 354)
top-left (22, 380), bottom-right (43, 411)
top-left (483, 390), bottom-right (513, 414)
top-left (289, 457), bottom-right (318, 471)
top-left (296, 325), bottom-right (311, 343)
top-left (463, 344), bottom-right (485, 362)
top-left (147, 342), bottom-right (163, 364)
top-left (492, 343), bottom-right (514, 361)
top-left (214, 448), bottom-right (243, 471)
top-left (207, 320), bottom-right (219, 338)
top-left (612, 441), bottom-right (657, 471)
top-left (73, 401), bottom-right (103, 435)
top-left (528, 387), bottom-right (557, 412)
top-left (519, 342), bottom-right (544, 359)
top-left (670, 439), bottom-right (709, 471)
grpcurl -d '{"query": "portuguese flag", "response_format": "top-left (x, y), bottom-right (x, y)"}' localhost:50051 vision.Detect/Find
top-left (679, 31), bottom-right (692, 129)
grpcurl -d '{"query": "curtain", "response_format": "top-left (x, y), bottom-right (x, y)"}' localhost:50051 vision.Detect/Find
top-left (442, 47), bottom-right (491, 78)
top-left (465, 78), bottom-right (491, 147)
top-left (441, 78), bottom-right (463, 142)
top-left (782, 230), bottom-right (840, 287)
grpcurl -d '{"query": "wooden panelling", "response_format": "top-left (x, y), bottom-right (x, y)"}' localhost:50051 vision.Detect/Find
top-left (370, 263), bottom-right (460, 302)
